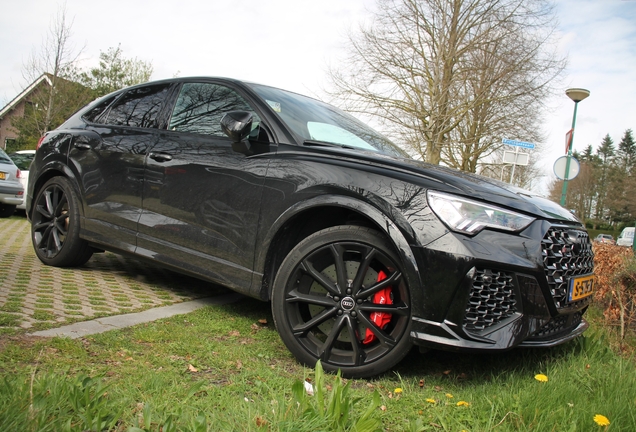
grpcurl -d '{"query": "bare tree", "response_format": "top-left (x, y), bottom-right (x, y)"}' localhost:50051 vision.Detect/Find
top-left (328, 0), bottom-right (565, 171)
top-left (21, 6), bottom-right (89, 136)
top-left (12, 8), bottom-right (154, 150)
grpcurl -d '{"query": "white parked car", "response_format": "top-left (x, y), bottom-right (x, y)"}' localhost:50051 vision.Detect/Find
top-left (8, 150), bottom-right (35, 210)
top-left (616, 227), bottom-right (635, 247)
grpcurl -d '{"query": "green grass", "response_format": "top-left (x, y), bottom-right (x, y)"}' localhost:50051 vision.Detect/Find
top-left (32, 310), bottom-right (56, 321)
top-left (0, 302), bottom-right (23, 313)
top-left (0, 312), bottom-right (21, 327)
top-left (0, 300), bottom-right (634, 431)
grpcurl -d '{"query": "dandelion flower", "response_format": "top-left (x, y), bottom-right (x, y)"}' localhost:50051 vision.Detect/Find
top-left (593, 414), bottom-right (610, 426)
top-left (426, 398), bottom-right (436, 404)
top-left (394, 388), bottom-right (403, 394)
top-left (534, 374), bottom-right (548, 382)
top-left (456, 401), bottom-right (470, 407)
top-left (445, 393), bottom-right (454, 398)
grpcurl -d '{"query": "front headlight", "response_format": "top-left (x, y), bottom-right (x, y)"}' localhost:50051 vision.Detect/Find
top-left (427, 191), bottom-right (535, 235)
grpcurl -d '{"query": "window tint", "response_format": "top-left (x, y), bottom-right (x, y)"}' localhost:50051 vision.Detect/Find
top-left (82, 95), bottom-right (118, 123)
top-left (169, 83), bottom-right (260, 137)
top-left (105, 84), bottom-right (171, 128)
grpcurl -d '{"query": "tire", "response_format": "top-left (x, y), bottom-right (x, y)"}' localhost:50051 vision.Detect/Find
top-left (271, 225), bottom-right (413, 378)
top-left (31, 177), bottom-right (93, 267)
top-left (0, 204), bottom-right (16, 218)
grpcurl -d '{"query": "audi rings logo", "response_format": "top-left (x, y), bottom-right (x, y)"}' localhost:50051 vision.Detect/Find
top-left (341, 297), bottom-right (355, 310)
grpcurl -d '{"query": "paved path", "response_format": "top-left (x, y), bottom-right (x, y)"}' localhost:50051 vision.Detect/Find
top-left (0, 216), bottom-right (234, 330)
top-left (30, 293), bottom-right (244, 339)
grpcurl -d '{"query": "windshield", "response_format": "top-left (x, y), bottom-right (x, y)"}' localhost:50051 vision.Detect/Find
top-left (248, 84), bottom-right (409, 158)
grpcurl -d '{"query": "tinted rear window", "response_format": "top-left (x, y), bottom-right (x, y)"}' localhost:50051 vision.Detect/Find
top-left (82, 94), bottom-right (118, 123)
top-left (104, 84), bottom-right (171, 128)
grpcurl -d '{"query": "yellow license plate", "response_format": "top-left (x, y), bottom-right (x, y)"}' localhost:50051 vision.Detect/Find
top-left (568, 274), bottom-right (595, 302)
top-left (0, 172), bottom-right (6, 180)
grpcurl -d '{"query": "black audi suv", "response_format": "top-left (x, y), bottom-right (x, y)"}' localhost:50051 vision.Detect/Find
top-left (26, 77), bottom-right (594, 377)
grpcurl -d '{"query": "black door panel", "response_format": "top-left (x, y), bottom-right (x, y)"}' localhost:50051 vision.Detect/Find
top-left (68, 83), bottom-right (172, 252)
top-left (138, 132), bottom-right (271, 292)
top-left (137, 82), bottom-right (272, 293)
top-left (69, 126), bottom-right (157, 252)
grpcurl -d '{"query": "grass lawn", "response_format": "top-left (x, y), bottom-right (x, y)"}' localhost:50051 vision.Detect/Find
top-left (0, 298), bottom-right (634, 431)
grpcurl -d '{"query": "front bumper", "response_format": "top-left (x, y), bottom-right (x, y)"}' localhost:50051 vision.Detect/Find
top-left (410, 312), bottom-right (588, 351)
top-left (407, 219), bottom-right (593, 352)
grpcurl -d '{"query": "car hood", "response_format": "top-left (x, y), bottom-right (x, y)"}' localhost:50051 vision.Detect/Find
top-left (339, 149), bottom-right (580, 223)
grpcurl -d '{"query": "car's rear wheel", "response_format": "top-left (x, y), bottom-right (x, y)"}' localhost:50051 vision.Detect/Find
top-left (0, 204), bottom-right (16, 218)
top-left (31, 177), bottom-right (93, 267)
top-left (271, 225), bottom-right (413, 378)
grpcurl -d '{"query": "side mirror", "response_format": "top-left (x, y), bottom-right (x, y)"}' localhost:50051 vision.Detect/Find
top-left (221, 111), bottom-right (253, 143)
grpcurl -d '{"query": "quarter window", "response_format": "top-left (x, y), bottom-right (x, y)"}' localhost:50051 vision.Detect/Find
top-left (104, 84), bottom-right (171, 128)
top-left (82, 95), bottom-right (118, 124)
top-left (168, 83), bottom-right (260, 137)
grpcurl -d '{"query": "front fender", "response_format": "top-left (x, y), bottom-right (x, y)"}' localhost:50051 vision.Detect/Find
top-left (256, 194), bottom-right (424, 314)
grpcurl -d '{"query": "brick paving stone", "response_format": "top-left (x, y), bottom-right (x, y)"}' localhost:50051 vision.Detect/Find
top-left (0, 216), bottom-right (230, 330)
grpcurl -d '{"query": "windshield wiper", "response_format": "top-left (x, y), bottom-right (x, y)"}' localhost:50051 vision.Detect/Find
top-left (303, 140), bottom-right (355, 150)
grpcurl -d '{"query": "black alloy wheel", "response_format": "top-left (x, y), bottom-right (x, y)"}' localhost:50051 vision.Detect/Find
top-left (31, 177), bottom-right (93, 267)
top-left (272, 225), bottom-right (413, 378)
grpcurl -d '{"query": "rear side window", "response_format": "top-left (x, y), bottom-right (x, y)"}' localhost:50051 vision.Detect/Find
top-left (82, 95), bottom-right (118, 123)
top-left (104, 84), bottom-right (171, 128)
top-left (168, 83), bottom-right (260, 137)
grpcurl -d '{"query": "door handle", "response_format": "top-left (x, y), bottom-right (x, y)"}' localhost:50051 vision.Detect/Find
top-left (74, 143), bottom-right (91, 150)
top-left (149, 152), bottom-right (173, 162)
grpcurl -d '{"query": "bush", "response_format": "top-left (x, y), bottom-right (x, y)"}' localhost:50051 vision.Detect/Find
top-left (593, 243), bottom-right (636, 339)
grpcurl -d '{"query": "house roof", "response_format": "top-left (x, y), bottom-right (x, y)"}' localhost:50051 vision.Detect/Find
top-left (0, 73), bottom-right (53, 119)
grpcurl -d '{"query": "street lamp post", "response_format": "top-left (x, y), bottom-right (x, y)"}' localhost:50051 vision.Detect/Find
top-left (560, 88), bottom-right (590, 206)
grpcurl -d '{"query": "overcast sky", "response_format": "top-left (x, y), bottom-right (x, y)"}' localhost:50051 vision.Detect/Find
top-left (1, 0), bottom-right (635, 194)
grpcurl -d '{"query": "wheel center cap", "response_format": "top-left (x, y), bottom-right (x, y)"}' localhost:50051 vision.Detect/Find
top-left (340, 297), bottom-right (355, 310)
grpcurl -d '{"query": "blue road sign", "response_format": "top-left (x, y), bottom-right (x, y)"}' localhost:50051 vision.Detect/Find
top-left (502, 138), bottom-right (535, 149)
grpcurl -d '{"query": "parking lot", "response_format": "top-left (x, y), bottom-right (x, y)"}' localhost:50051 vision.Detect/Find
top-left (0, 215), bottom-right (229, 330)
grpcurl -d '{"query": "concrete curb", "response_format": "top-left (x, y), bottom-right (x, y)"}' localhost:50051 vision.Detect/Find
top-left (29, 292), bottom-right (245, 339)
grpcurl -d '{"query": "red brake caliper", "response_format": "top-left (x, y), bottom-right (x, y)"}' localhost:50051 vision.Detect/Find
top-left (363, 270), bottom-right (393, 344)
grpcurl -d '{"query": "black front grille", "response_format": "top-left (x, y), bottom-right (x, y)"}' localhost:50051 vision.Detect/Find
top-left (530, 311), bottom-right (583, 340)
top-left (463, 268), bottom-right (517, 332)
top-left (542, 226), bottom-right (594, 309)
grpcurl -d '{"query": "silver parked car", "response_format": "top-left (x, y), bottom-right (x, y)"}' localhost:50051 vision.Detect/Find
top-left (8, 150), bottom-right (35, 210)
top-left (0, 148), bottom-right (24, 217)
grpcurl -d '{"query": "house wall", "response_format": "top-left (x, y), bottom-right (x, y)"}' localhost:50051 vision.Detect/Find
top-left (0, 100), bottom-right (25, 150)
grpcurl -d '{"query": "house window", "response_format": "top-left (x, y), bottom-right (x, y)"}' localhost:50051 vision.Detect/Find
top-left (4, 138), bottom-right (16, 149)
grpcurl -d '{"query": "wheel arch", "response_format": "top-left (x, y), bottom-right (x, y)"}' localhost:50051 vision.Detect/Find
top-left (29, 164), bottom-right (78, 216)
top-left (255, 195), bottom-right (422, 309)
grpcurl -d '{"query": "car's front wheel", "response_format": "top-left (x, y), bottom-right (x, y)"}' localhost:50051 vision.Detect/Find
top-left (31, 177), bottom-right (93, 267)
top-left (272, 225), bottom-right (413, 378)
